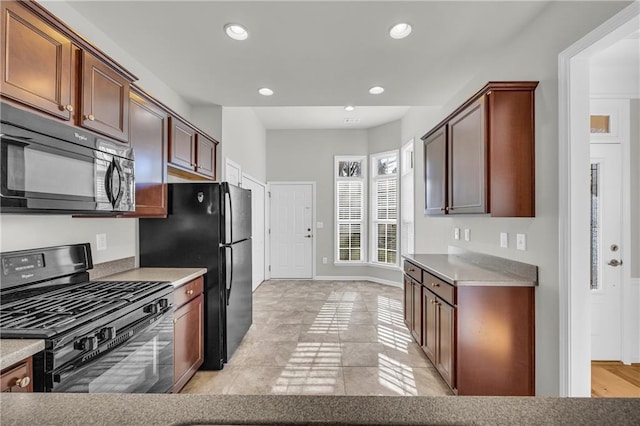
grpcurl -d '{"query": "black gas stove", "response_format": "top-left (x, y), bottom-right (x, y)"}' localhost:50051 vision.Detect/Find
top-left (0, 244), bottom-right (174, 393)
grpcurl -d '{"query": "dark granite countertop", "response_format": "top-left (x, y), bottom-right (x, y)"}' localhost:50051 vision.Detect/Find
top-left (1, 394), bottom-right (639, 425)
top-left (403, 250), bottom-right (537, 287)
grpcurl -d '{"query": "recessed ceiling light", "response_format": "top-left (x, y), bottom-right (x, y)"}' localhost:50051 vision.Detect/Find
top-left (224, 23), bottom-right (248, 41)
top-left (258, 87), bottom-right (274, 96)
top-left (369, 86), bottom-right (385, 95)
top-left (389, 22), bottom-right (412, 40)
top-left (344, 105), bottom-right (355, 112)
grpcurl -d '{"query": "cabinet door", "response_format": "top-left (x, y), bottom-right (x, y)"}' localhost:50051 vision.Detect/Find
top-left (196, 134), bottom-right (217, 179)
top-left (127, 90), bottom-right (168, 217)
top-left (436, 300), bottom-right (455, 388)
top-left (448, 97), bottom-right (487, 214)
top-left (403, 276), bottom-right (412, 329)
top-left (173, 293), bottom-right (204, 392)
top-left (411, 281), bottom-right (422, 345)
top-left (81, 51), bottom-right (130, 142)
top-left (422, 289), bottom-right (437, 364)
top-left (0, 358), bottom-right (33, 393)
top-left (169, 117), bottom-right (196, 171)
top-left (1, 1), bottom-right (73, 120)
top-left (424, 126), bottom-right (447, 215)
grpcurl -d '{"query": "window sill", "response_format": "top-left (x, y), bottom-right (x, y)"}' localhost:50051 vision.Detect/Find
top-left (334, 262), bottom-right (401, 272)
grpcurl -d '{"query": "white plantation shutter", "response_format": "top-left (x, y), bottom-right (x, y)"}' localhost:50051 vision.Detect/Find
top-left (335, 157), bottom-right (366, 262)
top-left (371, 151), bottom-right (399, 265)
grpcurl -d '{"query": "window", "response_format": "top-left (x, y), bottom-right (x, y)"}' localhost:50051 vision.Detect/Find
top-left (335, 156), bottom-right (366, 262)
top-left (370, 150), bottom-right (399, 265)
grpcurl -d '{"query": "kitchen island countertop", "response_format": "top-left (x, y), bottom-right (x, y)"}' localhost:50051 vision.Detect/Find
top-left (1, 393), bottom-right (639, 425)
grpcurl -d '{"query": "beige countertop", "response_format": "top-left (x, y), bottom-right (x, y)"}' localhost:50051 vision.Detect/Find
top-left (0, 268), bottom-right (206, 370)
top-left (1, 393), bottom-right (639, 425)
top-left (404, 253), bottom-right (537, 287)
top-left (0, 339), bottom-right (45, 370)
top-left (99, 267), bottom-right (207, 288)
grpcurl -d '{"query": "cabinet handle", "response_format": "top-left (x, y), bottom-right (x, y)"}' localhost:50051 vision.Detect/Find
top-left (15, 376), bottom-right (30, 388)
top-left (60, 104), bottom-right (74, 112)
top-left (440, 207), bottom-right (446, 211)
top-left (186, 289), bottom-right (194, 295)
top-left (448, 207), bottom-right (454, 211)
top-left (408, 268), bottom-right (415, 272)
top-left (84, 114), bottom-right (95, 121)
top-left (431, 282), bottom-right (440, 288)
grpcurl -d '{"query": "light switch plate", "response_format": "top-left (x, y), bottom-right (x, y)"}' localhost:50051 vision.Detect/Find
top-left (516, 233), bottom-right (527, 251)
top-left (500, 232), bottom-right (508, 248)
top-left (454, 228), bottom-right (460, 240)
top-left (322, 257), bottom-right (328, 264)
top-left (317, 222), bottom-right (324, 229)
top-left (464, 229), bottom-right (470, 241)
top-left (96, 233), bottom-right (107, 251)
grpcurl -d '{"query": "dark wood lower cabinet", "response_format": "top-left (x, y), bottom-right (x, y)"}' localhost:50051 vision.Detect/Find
top-left (173, 279), bottom-right (204, 393)
top-left (1, 357), bottom-right (33, 393)
top-left (404, 260), bottom-right (535, 396)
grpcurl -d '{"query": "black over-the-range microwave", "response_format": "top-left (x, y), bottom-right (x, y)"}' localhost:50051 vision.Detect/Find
top-left (0, 102), bottom-right (135, 214)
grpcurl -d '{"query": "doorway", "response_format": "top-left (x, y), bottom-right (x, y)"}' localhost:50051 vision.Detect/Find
top-left (268, 182), bottom-right (315, 279)
top-left (559, 2), bottom-right (639, 396)
top-left (243, 173), bottom-right (267, 291)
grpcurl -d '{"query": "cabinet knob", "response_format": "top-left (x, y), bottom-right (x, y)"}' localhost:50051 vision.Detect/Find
top-left (84, 114), bottom-right (95, 121)
top-left (15, 376), bottom-right (30, 388)
top-left (448, 207), bottom-right (454, 211)
top-left (431, 282), bottom-right (440, 288)
top-left (186, 289), bottom-right (194, 295)
top-left (408, 268), bottom-right (415, 272)
top-left (60, 104), bottom-right (74, 112)
top-left (440, 207), bottom-right (446, 211)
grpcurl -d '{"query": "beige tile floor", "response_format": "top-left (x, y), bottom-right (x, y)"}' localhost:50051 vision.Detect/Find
top-left (181, 280), bottom-right (452, 396)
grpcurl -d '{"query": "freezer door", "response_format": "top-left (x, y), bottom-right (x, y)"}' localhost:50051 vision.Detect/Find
top-left (222, 183), bottom-right (252, 244)
top-left (222, 238), bottom-right (252, 363)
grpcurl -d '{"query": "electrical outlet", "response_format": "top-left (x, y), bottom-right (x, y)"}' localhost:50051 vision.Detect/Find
top-left (322, 257), bottom-right (328, 264)
top-left (516, 233), bottom-right (527, 251)
top-left (317, 222), bottom-right (324, 229)
top-left (464, 229), bottom-right (470, 241)
top-left (500, 232), bottom-right (508, 248)
top-left (454, 228), bottom-right (460, 240)
top-left (96, 233), bottom-right (107, 251)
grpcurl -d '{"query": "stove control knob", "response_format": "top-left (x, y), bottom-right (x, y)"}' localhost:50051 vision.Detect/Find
top-left (74, 335), bottom-right (98, 351)
top-left (144, 303), bottom-right (159, 314)
top-left (100, 326), bottom-right (117, 341)
top-left (158, 299), bottom-right (169, 309)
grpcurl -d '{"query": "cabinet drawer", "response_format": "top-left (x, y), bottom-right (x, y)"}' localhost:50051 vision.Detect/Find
top-left (404, 261), bottom-right (422, 283)
top-left (423, 271), bottom-right (455, 305)
top-left (174, 276), bottom-right (204, 308)
top-left (1, 358), bottom-right (32, 393)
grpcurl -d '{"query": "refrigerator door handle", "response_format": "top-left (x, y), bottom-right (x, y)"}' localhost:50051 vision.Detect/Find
top-left (225, 245), bottom-right (234, 305)
top-left (224, 183), bottom-right (233, 245)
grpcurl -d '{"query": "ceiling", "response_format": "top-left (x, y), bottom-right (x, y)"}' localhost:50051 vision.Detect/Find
top-left (64, 1), bottom-right (554, 129)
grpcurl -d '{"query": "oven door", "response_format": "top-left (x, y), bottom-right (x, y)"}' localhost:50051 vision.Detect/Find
top-left (51, 309), bottom-right (174, 393)
top-left (0, 132), bottom-right (134, 213)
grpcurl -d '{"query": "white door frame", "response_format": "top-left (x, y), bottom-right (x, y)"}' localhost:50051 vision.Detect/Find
top-left (558, 1), bottom-right (639, 397)
top-left (267, 181), bottom-right (317, 280)
top-left (242, 172), bottom-right (267, 290)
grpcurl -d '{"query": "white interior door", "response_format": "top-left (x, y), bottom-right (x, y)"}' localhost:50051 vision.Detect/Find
top-left (590, 143), bottom-right (623, 360)
top-left (269, 183), bottom-right (314, 279)
top-left (242, 174), bottom-right (266, 291)
top-left (225, 158), bottom-right (242, 186)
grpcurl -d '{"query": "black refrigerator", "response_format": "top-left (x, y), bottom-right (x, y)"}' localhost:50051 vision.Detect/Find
top-left (139, 182), bottom-right (252, 370)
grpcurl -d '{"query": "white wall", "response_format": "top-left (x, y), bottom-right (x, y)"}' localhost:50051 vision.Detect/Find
top-left (222, 108), bottom-right (267, 183)
top-left (405, 1), bottom-right (630, 396)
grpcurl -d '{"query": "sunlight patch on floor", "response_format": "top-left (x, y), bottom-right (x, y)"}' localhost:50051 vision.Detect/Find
top-left (273, 342), bottom-right (342, 394)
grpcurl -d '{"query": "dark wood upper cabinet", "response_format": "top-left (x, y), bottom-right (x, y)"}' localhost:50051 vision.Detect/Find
top-left (124, 88), bottom-right (168, 218)
top-left (81, 50), bottom-right (130, 142)
top-left (196, 134), bottom-right (217, 179)
top-left (169, 117), bottom-right (197, 171)
top-left (1, 0), bottom-right (73, 120)
top-left (448, 97), bottom-right (487, 214)
top-left (422, 81), bottom-right (538, 217)
top-left (424, 126), bottom-right (447, 215)
top-left (168, 117), bottom-right (218, 181)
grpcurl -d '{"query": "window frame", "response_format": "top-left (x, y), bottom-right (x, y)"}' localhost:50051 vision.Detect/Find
top-left (370, 149), bottom-right (399, 267)
top-left (334, 155), bottom-right (367, 264)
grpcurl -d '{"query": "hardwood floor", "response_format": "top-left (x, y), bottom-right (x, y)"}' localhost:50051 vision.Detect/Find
top-left (591, 361), bottom-right (640, 398)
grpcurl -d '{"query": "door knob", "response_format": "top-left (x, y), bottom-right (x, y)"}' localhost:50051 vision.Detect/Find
top-left (304, 235), bottom-right (312, 238)
top-left (607, 259), bottom-right (623, 267)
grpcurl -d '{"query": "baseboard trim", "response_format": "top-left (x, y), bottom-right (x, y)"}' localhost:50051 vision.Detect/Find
top-left (313, 275), bottom-right (402, 288)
